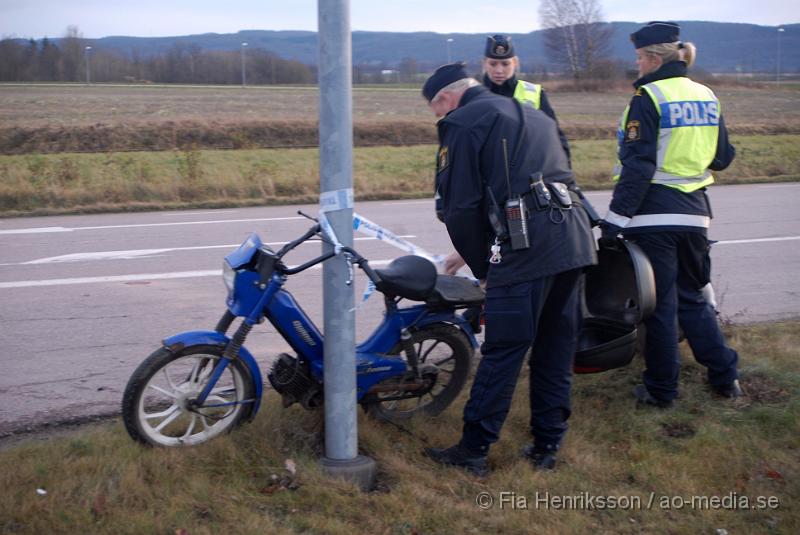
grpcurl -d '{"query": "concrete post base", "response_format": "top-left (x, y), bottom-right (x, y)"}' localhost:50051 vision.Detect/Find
top-left (321, 455), bottom-right (377, 491)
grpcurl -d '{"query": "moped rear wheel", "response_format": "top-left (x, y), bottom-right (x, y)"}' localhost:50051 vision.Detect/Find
top-left (122, 344), bottom-right (256, 447)
top-left (366, 324), bottom-right (473, 421)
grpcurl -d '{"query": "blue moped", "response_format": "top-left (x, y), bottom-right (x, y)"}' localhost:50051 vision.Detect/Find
top-left (122, 213), bottom-right (484, 446)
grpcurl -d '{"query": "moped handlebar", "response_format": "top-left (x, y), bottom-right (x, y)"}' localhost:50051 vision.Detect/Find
top-left (275, 223), bottom-right (321, 259)
top-left (274, 223), bottom-right (382, 286)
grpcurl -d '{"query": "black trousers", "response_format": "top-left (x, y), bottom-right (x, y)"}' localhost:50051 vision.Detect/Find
top-left (460, 268), bottom-right (583, 453)
top-left (631, 231), bottom-right (739, 401)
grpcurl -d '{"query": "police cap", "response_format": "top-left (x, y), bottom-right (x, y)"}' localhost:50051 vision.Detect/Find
top-left (630, 21), bottom-right (680, 48)
top-left (485, 34), bottom-right (515, 59)
top-left (422, 62), bottom-right (469, 102)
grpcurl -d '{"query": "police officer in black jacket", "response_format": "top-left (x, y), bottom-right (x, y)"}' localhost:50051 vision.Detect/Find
top-left (482, 34), bottom-right (571, 164)
top-left (422, 63), bottom-right (596, 475)
top-left (441, 35), bottom-right (573, 276)
top-left (600, 22), bottom-right (740, 408)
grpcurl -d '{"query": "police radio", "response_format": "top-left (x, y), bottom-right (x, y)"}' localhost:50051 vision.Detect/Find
top-left (504, 196), bottom-right (530, 250)
top-left (502, 139), bottom-right (530, 250)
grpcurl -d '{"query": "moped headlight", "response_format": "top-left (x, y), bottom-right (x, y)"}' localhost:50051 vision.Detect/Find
top-left (222, 261), bottom-right (236, 292)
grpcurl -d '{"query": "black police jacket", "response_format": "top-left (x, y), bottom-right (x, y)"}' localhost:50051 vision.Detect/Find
top-left (435, 85), bottom-right (596, 287)
top-left (483, 74), bottom-right (572, 165)
top-left (610, 61), bottom-right (736, 235)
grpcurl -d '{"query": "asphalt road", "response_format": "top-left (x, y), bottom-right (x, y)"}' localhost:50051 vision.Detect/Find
top-left (1, 183), bottom-right (798, 436)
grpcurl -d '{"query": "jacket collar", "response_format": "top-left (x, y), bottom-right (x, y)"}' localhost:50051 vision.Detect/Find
top-left (456, 84), bottom-right (490, 109)
top-left (634, 61), bottom-right (688, 88)
top-left (483, 73), bottom-right (517, 97)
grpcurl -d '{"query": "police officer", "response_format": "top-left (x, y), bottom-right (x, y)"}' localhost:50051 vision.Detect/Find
top-left (422, 63), bottom-right (596, 475)
top-left (600, 22), bottom-right (741, 408)
top-left (483, 34), bottom-right (571, 163)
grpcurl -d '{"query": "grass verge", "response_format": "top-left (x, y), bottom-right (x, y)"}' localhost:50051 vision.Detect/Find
top-left (1, 134), bottom-right (798, 217)
top-left (0, 321), bottom-right (797, 534)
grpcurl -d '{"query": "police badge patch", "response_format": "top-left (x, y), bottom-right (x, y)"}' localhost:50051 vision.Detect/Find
top-left (438, 146), bottom-right (449, 171)
top-left (625, 120), bottom-right (641, 142)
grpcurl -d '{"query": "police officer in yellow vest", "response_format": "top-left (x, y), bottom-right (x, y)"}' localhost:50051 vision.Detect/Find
top-left (483, 34), bottom-right (571, 163)
top-left (600, 21), bottom-right (741, 408)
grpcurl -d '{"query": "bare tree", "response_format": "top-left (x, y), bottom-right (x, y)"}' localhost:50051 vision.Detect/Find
top-left (538, 0), bottom-right (613, 79)
top-left (60, 25), bottom-right (84, 82)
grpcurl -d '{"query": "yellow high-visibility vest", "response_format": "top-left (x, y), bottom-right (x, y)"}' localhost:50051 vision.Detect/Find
top-left (612, 77), bottom-right (720, 193)
top-left (513, 80), bottom-right (542, 109)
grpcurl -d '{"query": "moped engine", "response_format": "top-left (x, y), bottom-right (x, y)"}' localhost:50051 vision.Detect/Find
top-left (267, 353), bottom-right (322, 409)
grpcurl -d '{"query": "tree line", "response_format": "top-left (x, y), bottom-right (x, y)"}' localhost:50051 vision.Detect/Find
top-left (1, 2), bottom-right (617, 86)
top-left (0, 26), bottom-right (316, 85)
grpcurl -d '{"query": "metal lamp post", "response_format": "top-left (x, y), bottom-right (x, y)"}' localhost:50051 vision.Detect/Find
top-left (777, 28), bottom-right (785, 84)
top-left (241, 42), bottom-right (248, 87)
top-left (446, 38), bottom-right (453, 63)
top-left (84, 45), bottom-right (92, 85)
top-left (318, 0), bottom-right (376, 491)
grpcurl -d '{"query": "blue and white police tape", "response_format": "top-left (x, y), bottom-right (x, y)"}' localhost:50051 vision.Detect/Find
top-left (352, 212), bottom-right (444, 268)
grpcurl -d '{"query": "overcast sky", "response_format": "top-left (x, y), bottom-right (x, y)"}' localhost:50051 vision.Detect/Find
top-left (1, 0), bottom-right (796, 40)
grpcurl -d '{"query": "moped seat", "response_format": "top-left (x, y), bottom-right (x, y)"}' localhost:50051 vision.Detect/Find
top-left (426, 275), bottom-right (485, 307)
top-left (374, 255), bottom-right (437, 301)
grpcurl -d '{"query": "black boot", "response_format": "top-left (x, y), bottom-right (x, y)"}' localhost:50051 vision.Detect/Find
top-left (424, 443), bottom-right (488, 477)
top-left (521, 444), bottom-right (557, 471)
top-left (634, 384), bottom-right (675, 409)
top-left (713, 379), bottom-right (742, 399)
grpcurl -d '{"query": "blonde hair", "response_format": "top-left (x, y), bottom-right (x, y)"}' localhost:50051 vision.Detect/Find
top-left (641, 41), bottom-right (697, 68)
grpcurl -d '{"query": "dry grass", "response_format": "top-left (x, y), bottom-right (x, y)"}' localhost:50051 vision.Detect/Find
top-left (0, 321), bottom-right (797, 534)
top-left (1, 134), bottom-right (798, 216)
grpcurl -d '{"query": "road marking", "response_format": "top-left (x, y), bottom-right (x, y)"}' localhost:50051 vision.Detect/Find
top-left (716, 236), bottom-right (800, 245)
top-left (161, 210), bottom-right (238, 216)
top-left (0, 270), bottom-right (222, 288)
top-left (382, 200), bottom-right (433, 206)
top-left (0, 260), bottom-right (394, 289)
top-left (0, 216), bottom-right (305, 235)
top-left (0, 226), bottom-right (74, 234)
top-left (20, 236), bottom-right (416, 265)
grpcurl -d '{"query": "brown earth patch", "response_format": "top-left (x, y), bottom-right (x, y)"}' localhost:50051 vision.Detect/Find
top-left (660, 421), bottom-right (697, 439)
top-left (740, 375), bottom-right (791, 404)
top-left (2, 120), bottom-right (797, 155)
top-left (0, 120), bottom-right (439, 154)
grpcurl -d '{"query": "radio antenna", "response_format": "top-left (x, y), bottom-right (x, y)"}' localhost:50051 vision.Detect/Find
top-left (502, 138), bottom-right (512, 195)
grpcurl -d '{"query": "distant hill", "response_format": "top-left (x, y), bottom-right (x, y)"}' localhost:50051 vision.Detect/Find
top-left (26, 21), bottom-right (800, 74)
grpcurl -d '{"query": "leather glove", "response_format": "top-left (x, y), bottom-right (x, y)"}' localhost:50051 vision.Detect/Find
top-left (598, 221), bottom-right (623, 249)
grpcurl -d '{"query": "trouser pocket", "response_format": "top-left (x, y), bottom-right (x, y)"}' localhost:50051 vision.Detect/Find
top-left (484, 282), bottom-right (533, 345)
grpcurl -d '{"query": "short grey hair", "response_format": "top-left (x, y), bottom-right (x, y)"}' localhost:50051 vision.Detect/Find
top-left (432, 77), bottom-right (480, 101)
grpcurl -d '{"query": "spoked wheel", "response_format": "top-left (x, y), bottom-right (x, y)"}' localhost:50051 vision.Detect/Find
top-left (366, 324), bottom-right (473, 421)
top-left (122, 344), bottom-right (255, 447)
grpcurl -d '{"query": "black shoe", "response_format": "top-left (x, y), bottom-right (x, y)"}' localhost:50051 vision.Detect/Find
top-left (521, 444), bottom-right (557, 471)
top-left (424, 444), bottom-right (488, 477)
top-left (634, 384), bottom-right (675, 409)
top-left (713, 379), bottom-right (742, 399)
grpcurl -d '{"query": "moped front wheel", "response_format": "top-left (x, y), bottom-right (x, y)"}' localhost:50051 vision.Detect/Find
top-left (366, 324), bottom-right (473, 421)
top-left (122, 344), bottom-right (256, 447)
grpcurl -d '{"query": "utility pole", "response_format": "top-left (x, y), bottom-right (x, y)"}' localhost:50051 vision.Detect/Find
top-left (777, 28), bottom-right (785, 84)
top-left (446, 38), bottom-right (453, 63)
top-left (317, 0), bottom-right (377, 490)
top-left (241, 42), bottom-right (248, 86)
top-left (84, 45), bottom-right (92, 85)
